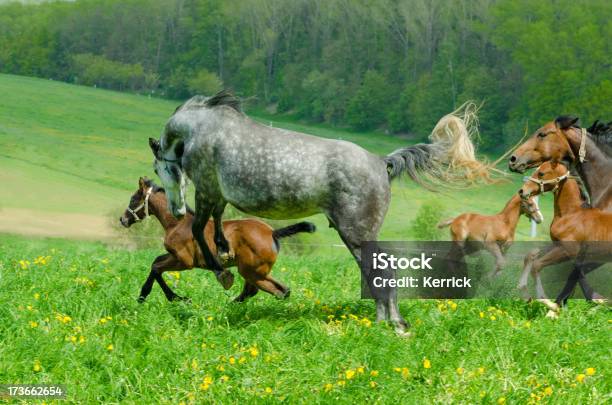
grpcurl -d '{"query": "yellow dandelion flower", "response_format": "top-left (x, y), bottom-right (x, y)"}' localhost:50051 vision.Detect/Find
top-left (423, 359), bottom-right (431, 369)
top-left (449, 301), bottom-right (458, 311)
top-left (99, 318), bottom-right (107, 324)
top-left (576, 374), bottom-right (585, 383)
top-left (79, 336), bottom-right (86, 344)
top-left (544, 386), bottom-right (553, 396)
top-left (249, 347), bottom-right (259, 357)
top-left (337, 380), bottom-right (346, 386)
top-left (497, 397), bottom-right (506, 404)
top-left (357, 366), bottom-right (364, 374)
top-left (229, 357), bottom-right (236, 364)
top-left (220, 375), bottom-right (229, 382)
top-left (201, 342), bottom-right (207, 349)
top-left (369, 381), bottom-right (377, 388)
top-left (324, 383), bottom-right (333, 392)
top-left (393, 367), bottom-right (401, 372)
top-left (456, 367), bottom-right (464, 375)
top-left (479, 312), bottom-right (485, 318)
top-left (34, 293), bottom-right (40, 300)
top-left (217, 365), bottom-right (225, 371)
top-left (480, 391), bottom-right (486, 398)
top-left (346, 369), bottom-right (356, 380)
top-left (33, 360), bottom-right (41, 372)
top-left (29, 321), bottom-right (38, 328)
top-left (191, 359), bottom-right (199, 370)
top-left (27, 305), bottom-right (33, 311)
top-left (207, 316), bottom-right (214, 321)
top-left (239, 357), bottom-right (246, 364)
top-left (106, 344), bottom-right (114, 351)
top-left (264, 387), bottom-right (272, 394)
top-left (370, 370), bottom-right (379, 377)
top-left (490, 315), bottom-right (496, 321)
top-left (203, 376), bottom-right (213, 384)
top-left (478, 367), bottom-right (485, 375)
top-left (199, 383), bottom-right (210, 391)
top-left (524, 321), bottom-right (531, 328)
top-left (401, 367), bottom-right (409, 379)
top-left (586, 368), bottom-right (595, 376)
top-left (70, 335), bottom-right (77, 343)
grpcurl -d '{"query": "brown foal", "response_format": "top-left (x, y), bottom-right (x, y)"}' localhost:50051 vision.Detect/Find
top-left (120, 177), bottom-right (316, 303)
top-left (518, 162), bottom-right (611, 315)
top-left (438, 194), bottom-right (543, 277)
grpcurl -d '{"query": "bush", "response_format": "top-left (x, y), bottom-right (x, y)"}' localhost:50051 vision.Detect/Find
top-left (187, 69), bottom-right (223, 95)
top-left (72, 53), bottom-right (154, 92)
top-left (346, 70), bottom-right (391, 131)
top-left (409, 200), bottom-right (446, 241)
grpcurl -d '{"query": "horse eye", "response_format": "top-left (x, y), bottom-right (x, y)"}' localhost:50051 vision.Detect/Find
top-left (537, 132), bottom-right (547, 138)
top-left (538, 172), bottom-right (544, 178)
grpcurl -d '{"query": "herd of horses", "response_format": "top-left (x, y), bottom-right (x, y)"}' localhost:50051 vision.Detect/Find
top-left (120, 91), bottom-right (610, 334)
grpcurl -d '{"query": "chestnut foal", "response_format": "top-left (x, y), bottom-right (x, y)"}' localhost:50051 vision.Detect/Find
top-left (438, 194), bottom-right (543, 277)
top-left (518, 162), bottom-right (611, 316)
top-left (120, 177), bottom-right (316, 303)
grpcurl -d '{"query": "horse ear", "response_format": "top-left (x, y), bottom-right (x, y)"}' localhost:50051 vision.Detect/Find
top-left (138, 177), bottom-right (146, 189)
top-left (149, 138), bottom-right (161, 158)
top-left (555, 116), bottom-right (579, 130)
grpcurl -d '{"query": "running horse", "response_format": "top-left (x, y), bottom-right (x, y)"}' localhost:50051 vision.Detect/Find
top-left (149, 91), bottom-right (490, 334)
top-left (509, 117), bottom-right (612, 306)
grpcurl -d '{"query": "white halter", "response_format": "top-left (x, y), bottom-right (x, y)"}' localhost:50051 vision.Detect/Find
top-left (527, 172), bottom-right (570, 194)
top-left (578, 127), bottom-right (587, 163)
top-left (127, 187), bottom-right (153, 221)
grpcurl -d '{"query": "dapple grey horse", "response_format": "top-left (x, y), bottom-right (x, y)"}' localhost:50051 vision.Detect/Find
top-left (149, 91), bottom-right (488, 334)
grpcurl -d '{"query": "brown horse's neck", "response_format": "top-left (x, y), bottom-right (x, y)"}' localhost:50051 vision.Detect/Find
top-left (553, 179), bottom-right (582, 218)
top-left (148, 192), bottom-right (181, 230)
top-left (498, 194), bottom-right (522, 231)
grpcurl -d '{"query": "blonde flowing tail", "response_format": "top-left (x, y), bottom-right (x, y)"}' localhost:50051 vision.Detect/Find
top-left (384, 101), bottom-right (496, 187)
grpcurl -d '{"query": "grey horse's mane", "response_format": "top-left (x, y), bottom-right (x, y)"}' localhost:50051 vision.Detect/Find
top-left (173, 90), bottom-right (242, 115)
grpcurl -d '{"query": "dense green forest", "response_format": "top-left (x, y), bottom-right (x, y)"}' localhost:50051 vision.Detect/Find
top-left (0, 0), bottom-right (610, 150)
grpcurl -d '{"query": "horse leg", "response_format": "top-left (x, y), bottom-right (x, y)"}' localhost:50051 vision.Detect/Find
top-left (330, 213), bottom-right (409, 335)
top-left (193, 195), bottom-right (234, 290)
top-left (233, 282), bottom-right (259, 303)
top-left (138, 253), bottom-right (188, 302)
top-left (518, 249), bottom-right (540, 299)
top-left (212, 202), bottom-right (231, 260)
top-left (484, 242), bottom-right (505, 278)
top-left (555, 262), bottom-right (604, 306)
top-left (524, 246), bottom-right (572, 317)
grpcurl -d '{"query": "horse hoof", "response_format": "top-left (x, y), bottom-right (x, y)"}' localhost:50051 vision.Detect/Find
top-left (137, 296), bottom-right (146, 303)
top-left (216, 270), bottom-right (234, 290)
top-left (283, 288), bottom-right (291, 299)
top-left (545, 310), bottom-right (559, 319)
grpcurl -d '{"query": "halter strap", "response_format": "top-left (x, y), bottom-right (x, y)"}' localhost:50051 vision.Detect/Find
top-left (127, 187), bottom-right (153, 221)
top-left (527, 172), bottom-right (570, 194)
top-left (578, 127), bottom-right (587, 163)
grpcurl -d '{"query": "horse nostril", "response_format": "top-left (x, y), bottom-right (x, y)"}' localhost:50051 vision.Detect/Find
top-left (519, 189), bottom-right (523, 195)
top-left (510, 155), bottom-right (517, 163)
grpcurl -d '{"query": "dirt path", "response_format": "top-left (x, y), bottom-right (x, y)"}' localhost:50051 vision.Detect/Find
top-left (0, 208), bottom-right (115, 240)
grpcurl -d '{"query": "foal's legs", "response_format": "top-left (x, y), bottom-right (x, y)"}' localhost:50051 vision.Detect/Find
top-left (138, 253), bottom-right (189, 302)
top-left (193, 193), bottom-right (234, 289)
top-left (555, 262), bottom-right (605, 305)
top-left (484, 242), bottom-right (505, 278)
top-left (234, 282), bottom-right (259, 302)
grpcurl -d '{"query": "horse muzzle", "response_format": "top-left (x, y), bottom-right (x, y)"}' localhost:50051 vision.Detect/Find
top-left (119, 216), bottom-right (131, 228)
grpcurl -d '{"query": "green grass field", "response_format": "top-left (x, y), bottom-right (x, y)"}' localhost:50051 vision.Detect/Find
top-left (0, 74), bottom-right (610, 403)
top-left (1, 234), bottom-right (609, 403)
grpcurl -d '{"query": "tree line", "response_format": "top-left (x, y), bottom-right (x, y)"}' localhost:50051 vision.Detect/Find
top-left (0, 0), bottom-right (610, 151)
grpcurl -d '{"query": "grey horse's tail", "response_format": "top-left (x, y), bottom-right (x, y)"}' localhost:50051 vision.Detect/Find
top-left (384, 102), bottom-right (492, 186)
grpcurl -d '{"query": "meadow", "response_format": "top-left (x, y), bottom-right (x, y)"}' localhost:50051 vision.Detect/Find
top-left (0, 74), bottom-right (610, 403)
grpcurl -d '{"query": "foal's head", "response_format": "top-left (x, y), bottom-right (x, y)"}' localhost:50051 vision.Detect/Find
top-left (519, 196), bottom-right (544, 224)
top-left (519, 161), bottom-right (569, 200)
top-left (509, 116), bottom-right (579, 173)
top-left (120, 177), bottom-right (162, 227)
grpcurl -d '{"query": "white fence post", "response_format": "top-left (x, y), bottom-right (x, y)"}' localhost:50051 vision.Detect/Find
top-left (523, 176), bottom-right (538, 238)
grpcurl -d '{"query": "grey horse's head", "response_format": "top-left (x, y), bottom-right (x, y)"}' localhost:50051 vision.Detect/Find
top-left (149, 137), bottom-right (187, 219)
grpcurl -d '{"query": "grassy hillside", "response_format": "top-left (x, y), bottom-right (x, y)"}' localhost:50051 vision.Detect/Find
top-left (0, 73), bottom-right (553, 242)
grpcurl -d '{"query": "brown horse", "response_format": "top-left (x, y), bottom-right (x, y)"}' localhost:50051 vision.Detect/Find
top-left (509, 116), bottom-right (612, 304)
top-left (437, 194), bottom-right (543, 277)
top-left (518, 162), bottom-right (611, 315)
top-left (120, 177), bottom-right (316, 303)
